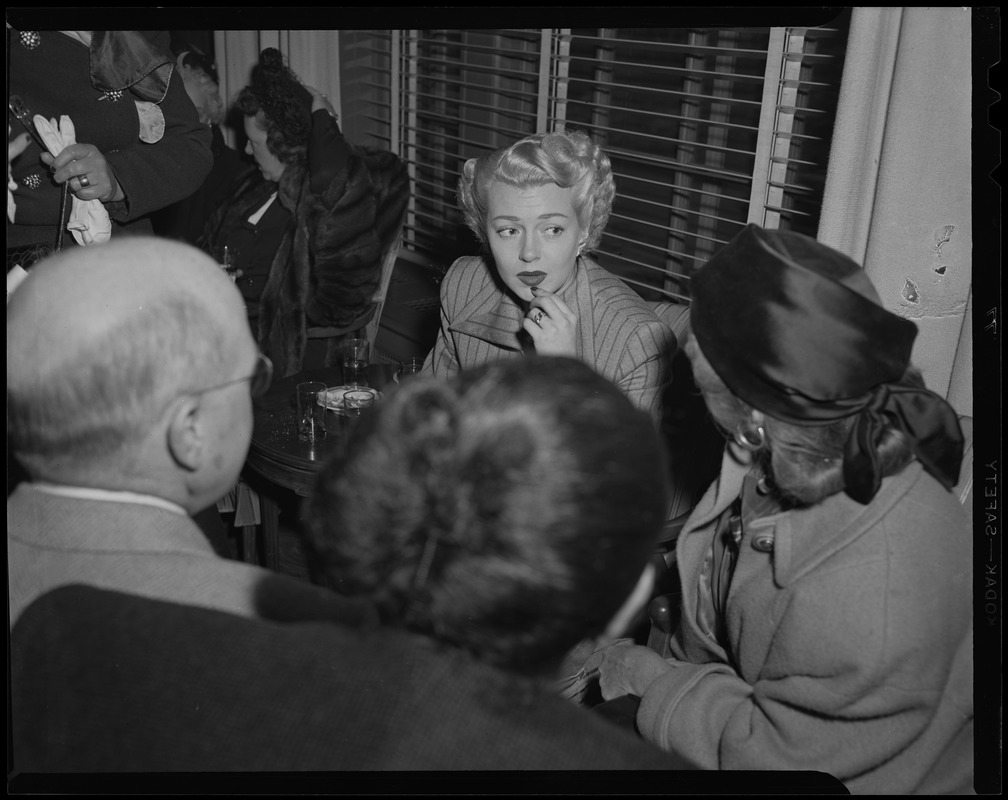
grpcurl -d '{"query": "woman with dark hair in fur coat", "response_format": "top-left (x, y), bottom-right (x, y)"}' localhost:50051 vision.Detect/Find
top-left (201, 48), bottom-right (408, 377)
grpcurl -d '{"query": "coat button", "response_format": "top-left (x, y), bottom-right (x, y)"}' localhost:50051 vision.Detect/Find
top-left (751, 533), bottom-right (775, 552)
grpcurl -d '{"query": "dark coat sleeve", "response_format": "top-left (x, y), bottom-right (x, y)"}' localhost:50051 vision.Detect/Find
top-left (103, 52), bottom-right (214, 222)
top-left (307, 109), bottom-right (352, 195)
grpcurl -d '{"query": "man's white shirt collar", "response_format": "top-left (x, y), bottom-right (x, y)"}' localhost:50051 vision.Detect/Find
top-left (31, 483), bottom-right (188, 517)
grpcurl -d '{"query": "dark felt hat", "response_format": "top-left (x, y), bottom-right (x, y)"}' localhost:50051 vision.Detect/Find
top-left (690, 224), bottom-right (962, 504)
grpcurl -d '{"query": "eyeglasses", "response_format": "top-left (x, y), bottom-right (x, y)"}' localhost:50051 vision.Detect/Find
top-left (194, 352), bottom-right (274, 399)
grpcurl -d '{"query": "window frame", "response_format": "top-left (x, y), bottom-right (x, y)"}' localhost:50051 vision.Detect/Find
top-left (339, 18), bottom-right (850, 303)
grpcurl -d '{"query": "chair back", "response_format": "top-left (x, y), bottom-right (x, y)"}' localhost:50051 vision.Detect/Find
top-left (647, 300), bottom-right (723, 521)
top-left (360, 222), bottom-right (405, 360)
top-left (304, 205), bottom-right (407, 364)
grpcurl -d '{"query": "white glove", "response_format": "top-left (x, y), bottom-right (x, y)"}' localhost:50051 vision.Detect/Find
top-left (33, 114), bottom-right (112, 246)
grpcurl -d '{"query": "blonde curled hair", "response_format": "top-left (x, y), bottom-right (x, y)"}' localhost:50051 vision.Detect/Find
top-left (457, 129), bottom-right (615, 253)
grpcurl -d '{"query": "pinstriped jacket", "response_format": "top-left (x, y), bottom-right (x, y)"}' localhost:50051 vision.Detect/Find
top-left (424, 255), bottom-right (677, 426)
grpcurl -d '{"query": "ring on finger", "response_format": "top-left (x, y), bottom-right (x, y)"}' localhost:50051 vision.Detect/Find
top-left (79, 174), bottom-right (91, 188)
top-left (531, 310), bottom-right (544, 325)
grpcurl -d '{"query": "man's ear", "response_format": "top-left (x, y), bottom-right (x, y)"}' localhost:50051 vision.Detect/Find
top-left (166, 394), bottom-right (204, 472)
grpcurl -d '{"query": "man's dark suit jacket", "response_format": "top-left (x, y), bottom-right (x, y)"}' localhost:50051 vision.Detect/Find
top-left (9, 584), bottom-right (696, 786)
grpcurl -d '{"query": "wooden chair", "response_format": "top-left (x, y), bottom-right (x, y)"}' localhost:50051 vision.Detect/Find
top-left (234, 233), bottom-right (404, 566)
top-left (305, 218), bottom-right (406, 363)
top-left (644, 513), bottom-right (689, 657)
top-left (647, 299), bottom-right (724, 520)
top-left (640, 300), bottom-right (717, 656)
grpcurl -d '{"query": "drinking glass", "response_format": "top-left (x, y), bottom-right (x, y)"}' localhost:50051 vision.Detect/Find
top-left (220, 245), bottom-right (240, 282)
top-left (396, 357), bottom-right (425, 382)
top-left (340, 338), bottom-right (369, 388)
top-left (343, 389), bottom-right (376, 417)
top-left (296, 381), bottom-right (327, 442)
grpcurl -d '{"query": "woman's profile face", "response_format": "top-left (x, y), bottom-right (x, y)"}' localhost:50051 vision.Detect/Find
top-left (685, 333), bottom-right (750, 437)
top-left (243, 114), bottom-right (286, 183)
top-left (485, 181), bottom-right (584, 302)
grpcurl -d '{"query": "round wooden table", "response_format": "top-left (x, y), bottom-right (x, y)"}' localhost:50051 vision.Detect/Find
top-left (241, 363), bottom-right (396, 571)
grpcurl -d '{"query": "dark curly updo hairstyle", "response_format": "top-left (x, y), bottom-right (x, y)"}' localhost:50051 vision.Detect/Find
top-left (235, 47), bottom-right (312, 166)
top-left (305, 357), bottom-right (670, 676)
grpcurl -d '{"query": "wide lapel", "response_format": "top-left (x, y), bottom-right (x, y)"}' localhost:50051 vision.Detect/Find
top-left (449, 262), bottom-right (526, 352)
top-left (567, 257), bottom-right (598, 364)
top-left (672, 444), bottom-right (750, 664)
top-left (683, 444), bottom-right (751, 534)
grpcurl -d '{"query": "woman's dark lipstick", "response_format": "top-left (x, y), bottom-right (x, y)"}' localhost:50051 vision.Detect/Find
top-left (517, 271), bottom-right (547, 286)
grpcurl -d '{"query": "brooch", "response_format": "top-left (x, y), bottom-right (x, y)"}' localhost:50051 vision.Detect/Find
top-left (22, 174), bottom-right (42, 190)
top-left (19, 31), bottom-right (41, 50)
top-left (98, 89), bottom-right (125, 103)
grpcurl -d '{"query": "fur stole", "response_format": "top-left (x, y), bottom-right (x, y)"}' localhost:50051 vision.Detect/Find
top-left (203, 146), bottom-right (408, 378)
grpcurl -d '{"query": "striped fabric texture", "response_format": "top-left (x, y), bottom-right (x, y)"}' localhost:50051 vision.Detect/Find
top-left (647, 300), bottom-right (692, 343)
top-left (424, 255), bottom-right (677, 427)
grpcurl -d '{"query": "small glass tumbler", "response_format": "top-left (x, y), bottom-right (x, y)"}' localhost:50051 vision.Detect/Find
top-left (220, 244), bottom-right (240, 282)
top-left (296, 381), bottom-right (327, 442)
top-left (396, 357), bottom-right (425, 382)
top-left (343, 389), bottom-right (376, 418)
top-left (340, 338), bottom-right (369, 388)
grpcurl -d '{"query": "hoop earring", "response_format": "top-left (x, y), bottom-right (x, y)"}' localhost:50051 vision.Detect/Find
top-left (733, 423), bottom-right (766, 452)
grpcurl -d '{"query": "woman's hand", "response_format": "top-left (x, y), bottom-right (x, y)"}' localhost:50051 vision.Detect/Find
top-left (596, 640), bottom-right (674, 700)
top-left (41, 142), bottom-right (124, 204)
top-left (524, 286), bottom-right (578, 357)
top-left (306, 85), bottom-right (337, 119)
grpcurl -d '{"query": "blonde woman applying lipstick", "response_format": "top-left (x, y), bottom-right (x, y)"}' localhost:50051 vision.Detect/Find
top-left (422, 130), bottom-right (676, 426)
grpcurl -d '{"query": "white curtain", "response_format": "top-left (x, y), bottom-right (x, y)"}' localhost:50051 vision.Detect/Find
top-left (817, 8), bottom-right (973, 415)
top-left (816, 9), bottom-right (902, 263)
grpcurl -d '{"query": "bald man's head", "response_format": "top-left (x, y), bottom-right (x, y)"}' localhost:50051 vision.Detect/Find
top-left (7, 237), bottom-right (255, 482)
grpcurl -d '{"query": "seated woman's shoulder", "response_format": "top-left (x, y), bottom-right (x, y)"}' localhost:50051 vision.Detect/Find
top-left (583, 260), bottom-right (653, 302)
top-left (447, 254), bottom-right (486, 272)
top-left (587, 274), bottom-right (666, 323)
top-left (904, 463), bottom-right (971, 531)
top-left (441, 254), bottom-right (491, 289)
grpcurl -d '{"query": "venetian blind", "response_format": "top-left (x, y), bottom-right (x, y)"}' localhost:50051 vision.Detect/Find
top-left (339, 15), bottom-right (850, 303)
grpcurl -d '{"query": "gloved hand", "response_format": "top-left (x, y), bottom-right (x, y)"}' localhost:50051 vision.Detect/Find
top-left (33, 114), bottom-right (112, 246)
